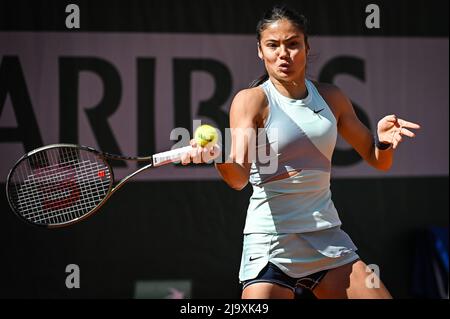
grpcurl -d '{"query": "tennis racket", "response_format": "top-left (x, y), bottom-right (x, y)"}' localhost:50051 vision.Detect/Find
top-left (5, 143), bottom-right (197, 228)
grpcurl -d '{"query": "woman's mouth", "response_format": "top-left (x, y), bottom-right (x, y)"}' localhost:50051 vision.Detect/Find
top-left (278, 63), bottom-right (291, 71)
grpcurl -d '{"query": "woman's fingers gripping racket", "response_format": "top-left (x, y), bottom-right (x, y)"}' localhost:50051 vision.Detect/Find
top-left (180, 140), bottom-right (221, 165)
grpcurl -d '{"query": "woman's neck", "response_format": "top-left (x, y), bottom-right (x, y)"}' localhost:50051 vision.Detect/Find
top-left (270, 76), bottom-right (308, 100)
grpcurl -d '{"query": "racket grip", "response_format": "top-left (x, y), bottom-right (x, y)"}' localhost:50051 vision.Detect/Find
top-left (152, 145), bottom-right (193, 167)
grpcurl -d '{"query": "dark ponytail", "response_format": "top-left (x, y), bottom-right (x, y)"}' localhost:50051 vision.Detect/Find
top-left (249, 73), bottom-right (269, 88)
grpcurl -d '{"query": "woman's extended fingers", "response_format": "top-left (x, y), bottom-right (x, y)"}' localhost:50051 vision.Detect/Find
top-left (377, 115), bottom-right (421, 149)
top-left (392, 132), bottom-right (403, 149)
top-left (397, 118), bottom-right (421, 130)
top-left (398, 127), bottom-right (416, 138)
top-left (396, 118), bottom-right (421, 140)
top-left (384, 114), bottom-right (398, 123)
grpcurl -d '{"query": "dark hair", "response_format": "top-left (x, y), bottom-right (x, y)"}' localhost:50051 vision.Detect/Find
top-left (250, 5), bottom-right (309, 88)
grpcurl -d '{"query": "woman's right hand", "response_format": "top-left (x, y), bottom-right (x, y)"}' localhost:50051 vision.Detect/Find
top-left (180, 139), bottom-right (221, 165)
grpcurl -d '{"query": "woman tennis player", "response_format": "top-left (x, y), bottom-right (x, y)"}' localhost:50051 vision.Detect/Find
top-left (181, 5), bottom-right (420, 299)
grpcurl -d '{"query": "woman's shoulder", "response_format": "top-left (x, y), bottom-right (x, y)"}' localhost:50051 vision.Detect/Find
top-left (231, 87), bottom-right (268, 110)
top-left (230, 87), bottom-right (268, 125)
top-left (310, 80), bottom-right (343, 97)
top-left (310, 81), bottom-right (352, 109)
top-left (234, 86), bottom-right (267, 102)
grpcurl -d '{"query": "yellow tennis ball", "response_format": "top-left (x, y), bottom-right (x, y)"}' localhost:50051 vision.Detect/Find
top-left (194, 124), bottom-right (218, 147)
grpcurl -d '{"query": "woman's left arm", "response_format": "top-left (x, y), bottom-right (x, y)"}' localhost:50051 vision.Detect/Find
top-left (319, 84), bottom-right (420, 171)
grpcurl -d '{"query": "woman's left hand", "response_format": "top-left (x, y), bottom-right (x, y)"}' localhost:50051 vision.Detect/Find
top-left (377, 114), bottom-right (421, 149)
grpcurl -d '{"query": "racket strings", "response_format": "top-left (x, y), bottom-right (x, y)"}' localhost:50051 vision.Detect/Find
top-left (18, 163), bottom-right (109, 219)
top-left (36, 151), bottom-right (109, 224)
top-left (14, 154), bottom-right (108, 224)
top-left (8, 147), bottom-right (112, 226)
top-left (15, 160), bottom-right (105, 207)
top-left (14, 151), bottom-right (77, 223)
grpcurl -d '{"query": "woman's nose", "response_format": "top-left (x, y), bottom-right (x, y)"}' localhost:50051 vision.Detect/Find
top-left (278, 45), bottom-right (289, 58)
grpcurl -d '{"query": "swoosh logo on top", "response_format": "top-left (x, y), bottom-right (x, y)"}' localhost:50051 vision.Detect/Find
top-left (249, 256), bottom-right (264, 261)
top-left (313, 108), bottom-right (324, 114)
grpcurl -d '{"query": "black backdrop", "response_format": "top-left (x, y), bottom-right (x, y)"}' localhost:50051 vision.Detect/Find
top-left (0, 0), bottom-right (448, 299)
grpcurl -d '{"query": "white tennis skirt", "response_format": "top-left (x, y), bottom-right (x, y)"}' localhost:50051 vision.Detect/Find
top-left (239, 226), bottom-right (360, 282)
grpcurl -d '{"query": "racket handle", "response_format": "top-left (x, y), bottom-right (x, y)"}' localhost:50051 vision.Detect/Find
top-left (152, 145), bottom-right (193, 167)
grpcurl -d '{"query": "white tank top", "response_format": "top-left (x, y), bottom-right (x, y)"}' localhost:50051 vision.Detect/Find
top-left (244, 78), bottom-right (342, 234)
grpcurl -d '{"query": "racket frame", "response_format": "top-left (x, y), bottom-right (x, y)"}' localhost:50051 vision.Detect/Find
top-left (5, 144), bottom-right (152, 228)
top-left (6, 143), bottom-right (195, 228)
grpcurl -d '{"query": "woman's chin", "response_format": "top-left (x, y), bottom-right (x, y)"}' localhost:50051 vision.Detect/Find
top-left (275, 72), bottom-right (298, 83)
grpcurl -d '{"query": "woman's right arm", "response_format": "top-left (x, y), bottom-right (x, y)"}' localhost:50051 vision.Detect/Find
top-left (215, 88), bottom-right (267, 190)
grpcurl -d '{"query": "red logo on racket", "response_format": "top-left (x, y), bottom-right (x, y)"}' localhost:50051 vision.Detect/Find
top-left (35, 166), bottom-right (81, 211)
